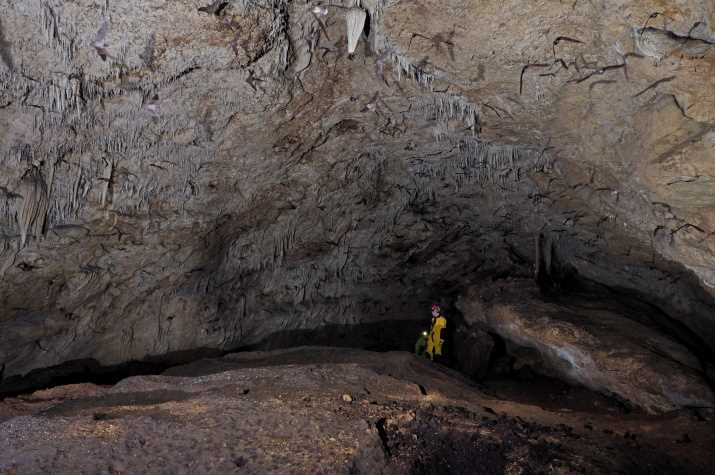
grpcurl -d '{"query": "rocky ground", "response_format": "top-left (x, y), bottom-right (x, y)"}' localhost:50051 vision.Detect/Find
top-left (1, 347), bottom-right (713, 474)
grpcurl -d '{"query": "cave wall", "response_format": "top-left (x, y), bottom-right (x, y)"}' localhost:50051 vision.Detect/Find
top-left (0, 1), bottom-right (713, 388)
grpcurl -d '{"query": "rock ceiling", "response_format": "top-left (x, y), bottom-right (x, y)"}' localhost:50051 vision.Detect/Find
top-left (0, 1), bottom-right (713, 406)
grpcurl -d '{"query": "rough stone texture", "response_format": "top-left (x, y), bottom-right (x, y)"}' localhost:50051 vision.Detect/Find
top-left (0, 0), bottom-right (713, 400)
top-left (458, 281), bottom-right (715, 414)
top-left (1, 348), bottom-right (715, 474)
top-left (452, 326), bottom-right (494, 381)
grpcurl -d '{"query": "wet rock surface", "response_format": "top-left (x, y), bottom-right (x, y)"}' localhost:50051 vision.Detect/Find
top-left (1, 348), bottom-right (713, 474)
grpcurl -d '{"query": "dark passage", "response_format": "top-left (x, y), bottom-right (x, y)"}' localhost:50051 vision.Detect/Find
top-left (1, 320), bottom-right (425, 399)
top-left (0, 314), bottom-right (641, 423)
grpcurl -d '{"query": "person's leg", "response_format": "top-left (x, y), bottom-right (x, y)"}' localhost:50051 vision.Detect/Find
top-left (415, 335), bottom-right (426, 356)
top-left (434, 327), bottom-right (443, 356)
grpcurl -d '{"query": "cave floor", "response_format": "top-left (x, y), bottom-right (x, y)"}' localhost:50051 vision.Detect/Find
top-left (478, 372), bottom-right (633, 416)
top-left (0, 347), bottom-right (713, 474)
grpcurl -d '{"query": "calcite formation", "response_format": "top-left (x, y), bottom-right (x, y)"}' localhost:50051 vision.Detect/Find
top-left (0, 1), bottom-right (713, 411)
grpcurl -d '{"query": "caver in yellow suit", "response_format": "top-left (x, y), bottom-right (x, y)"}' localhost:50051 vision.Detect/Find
top-left (426, 304), bottom-right (447, 360)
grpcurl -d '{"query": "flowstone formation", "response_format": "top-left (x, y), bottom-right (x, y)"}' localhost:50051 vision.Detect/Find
top-left (0, 1), bottom-right (713, 414)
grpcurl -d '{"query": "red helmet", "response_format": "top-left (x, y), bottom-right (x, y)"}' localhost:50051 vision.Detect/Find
top-left (431, 303), bottom-right (440, 312)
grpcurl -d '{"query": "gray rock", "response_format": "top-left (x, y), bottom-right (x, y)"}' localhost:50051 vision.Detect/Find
top-left (0, 0), bottom-right (712, 400)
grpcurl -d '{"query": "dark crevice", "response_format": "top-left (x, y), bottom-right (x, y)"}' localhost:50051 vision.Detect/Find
top-left (240, 320), bottom-right (425, 353)
top-left (0, 320), bottom-right (424, 399)
top-left (639, 26), bottom-right (715, 46)
top-left (375, 417), bottom-right (392, 458)
top-left (535, 234), bottom-right (581, 296)
top-left (198, 1), bottom-right (229, 16)
top-left (0, 348), bottom-right (225, 399)
top-left (485, 332), bottom-right (509, 376)
top-left (363, 10), bottom-right (372, 39)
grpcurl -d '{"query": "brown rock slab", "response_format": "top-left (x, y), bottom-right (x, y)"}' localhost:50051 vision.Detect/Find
top-left (459, 283), bottom-right (715, 413)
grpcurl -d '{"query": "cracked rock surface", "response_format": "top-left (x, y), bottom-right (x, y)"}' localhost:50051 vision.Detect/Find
top-left (1, 348), bottom-right (715, 474)
top-left (0, 0), bottom-right (714, 414)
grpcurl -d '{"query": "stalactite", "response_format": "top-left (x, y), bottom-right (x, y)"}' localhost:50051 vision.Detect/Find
top-left (16, 167), bottom-right (49, 248)
top-left (295, 266), bottom-right (313, 303)
top-left (402, 136), bottom-right (551, 194)
top-left (415, 93), bottom-right (480, 133)
top-left (334, 237), bottom-right (351, 279)
top-left (346, 8), bottom-right (367, 54)
top-left (99, 158), bottom-right (114, 209)
top-left (0, 187), bottom-right (21, 235)
top-left (39, 1), bottom-right (78, 64)
top-left (270, 217), bottom-right (298, 268)
top-left (432, 122), bottom-right (450, 142)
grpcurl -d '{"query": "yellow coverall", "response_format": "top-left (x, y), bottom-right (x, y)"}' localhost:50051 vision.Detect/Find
top-left (426, 315), bottom-right (446, 360)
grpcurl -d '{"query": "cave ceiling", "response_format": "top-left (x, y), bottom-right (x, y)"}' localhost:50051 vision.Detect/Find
top-left (0, 0), bottom-right (713, 382)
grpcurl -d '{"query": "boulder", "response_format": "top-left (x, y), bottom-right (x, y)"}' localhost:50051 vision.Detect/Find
top-left (459, 284), bottom-right (715, 414)
top-left (452, 326), bottom-right (495, 381)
